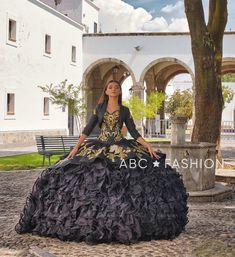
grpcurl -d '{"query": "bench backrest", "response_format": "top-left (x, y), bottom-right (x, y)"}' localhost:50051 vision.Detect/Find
top-left (35, 135), bottom-right (82, 154)
top-left (61, 136), bottom-right (80, 152)
top-left (35, 136), bottom-right (65, 153)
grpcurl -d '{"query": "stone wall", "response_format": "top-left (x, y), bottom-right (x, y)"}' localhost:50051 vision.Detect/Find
top-left (0, 129), bottom-right (67, 149)
top-left (151, 141), bottom-right (216, 192)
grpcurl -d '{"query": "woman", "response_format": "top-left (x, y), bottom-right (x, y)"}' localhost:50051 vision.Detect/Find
top-left (15, 80), bottom-right (189, 244)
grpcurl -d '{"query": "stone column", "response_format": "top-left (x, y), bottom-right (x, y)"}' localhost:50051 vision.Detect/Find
top-left (81, 74), bottom-right (103, 136)
top-left (233, 108), bottom-right (235, 129)
top-left (130, 82), bottom-right (145, 136)
top-left (170, 116), bottom-right (188, 145)
top-left (145, 75), bottom-right (155, 137)
top-left (130, 82), bottom-right (145, 100)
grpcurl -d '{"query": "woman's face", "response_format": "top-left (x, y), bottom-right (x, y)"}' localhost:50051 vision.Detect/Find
top-left (105, 82), bottom-right (121, 98)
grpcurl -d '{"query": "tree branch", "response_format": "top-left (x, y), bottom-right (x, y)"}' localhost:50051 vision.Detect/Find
top-left (207, 0), bottom-right (216, 29)
top-left (184, 0), bottom-right (207, 43)
top-left (208, 0), bottom-right (228, 44)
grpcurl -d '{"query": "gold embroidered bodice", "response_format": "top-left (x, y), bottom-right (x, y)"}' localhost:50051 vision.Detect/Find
top-left (98, 110), bottom-right (123, 142)
top-left (76, 109), bottom-right (150, 162)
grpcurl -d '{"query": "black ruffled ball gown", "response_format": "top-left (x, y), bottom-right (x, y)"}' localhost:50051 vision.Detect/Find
top-left (15, 110), bottom-right (189, 244)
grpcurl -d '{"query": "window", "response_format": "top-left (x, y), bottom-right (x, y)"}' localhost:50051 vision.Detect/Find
top-left (45, 34), bottom-right (51, 54)
top-left (71, 46), bottom-right (76, 63)
top-left (43, 97), bottom-right (49, 116)
top-left (7, 93), bottom-right (15, 115)
top-left (8, 19), bottom-right (16, 42)
top-left (94, 22), bottom-right (97, 33)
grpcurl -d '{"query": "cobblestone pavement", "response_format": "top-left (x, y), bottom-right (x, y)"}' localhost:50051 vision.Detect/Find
top-left (0, 170), bottom-right (234, 257)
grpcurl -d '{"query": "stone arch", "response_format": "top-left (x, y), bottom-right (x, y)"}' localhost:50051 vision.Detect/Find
top-left (83, 58), bottom-right (136, 86)
top-left (139, 57), bottom-right (194, 88)
top-left (82, 58), bottom-right (136, 134)
top-left (222, 57), bottom-right (235, 74)
top-left (139, 58), bottom-right (195, 135)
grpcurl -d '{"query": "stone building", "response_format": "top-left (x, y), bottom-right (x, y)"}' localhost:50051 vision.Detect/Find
top-left (0, 0), bottom-right (234, 148)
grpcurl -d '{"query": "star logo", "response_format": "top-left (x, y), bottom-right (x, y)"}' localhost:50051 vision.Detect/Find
top-left (153, 160), bottom-right (160, 167)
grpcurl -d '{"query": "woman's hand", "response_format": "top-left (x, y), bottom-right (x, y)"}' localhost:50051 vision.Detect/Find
top-left (146, 143), bottom-right (161, 160)
top-left (136, 137), bottom-right (161, 160)
top-left (66, 145), bottom-right (80, 160)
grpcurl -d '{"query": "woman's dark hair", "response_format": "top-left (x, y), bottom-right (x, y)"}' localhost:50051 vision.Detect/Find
top-left (98, 80), bottom-right (122, 105)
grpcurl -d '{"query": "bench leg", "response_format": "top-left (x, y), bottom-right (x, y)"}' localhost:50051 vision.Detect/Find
top-left (43, 155), bottom-right (45, 166)
top-left (42, 155), bottom-right (52, 166)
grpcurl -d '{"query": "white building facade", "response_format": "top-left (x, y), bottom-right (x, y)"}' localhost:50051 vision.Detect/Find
top-left (0, 0), bottom-right (99, 148)
top-left (40, 0), bottom-right (99, 33)
top-left (0, 0), bottom-right (234, 148)
top-left (82, 33), bottom-right (235, 130)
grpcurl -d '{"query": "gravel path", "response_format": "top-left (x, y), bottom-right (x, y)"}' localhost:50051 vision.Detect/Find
top-left (0, 170), bottom-right (234, 257)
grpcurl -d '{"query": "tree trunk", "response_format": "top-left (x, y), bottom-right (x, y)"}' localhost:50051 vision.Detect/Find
top-left (68, 99), bottom-right (74, 136)
top-left (184, 0), bottom-right (227, 157)
top-left (68, 113), bottom-right (74, 136)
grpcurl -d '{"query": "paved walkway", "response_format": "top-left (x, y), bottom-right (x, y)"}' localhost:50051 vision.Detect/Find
top-left (0, 141), bottom-right (234, 158)
top-left (0, 170), bottom-right (234, 257)
top-left (0, 145), bottom-right (37, 157)
top-left (216, 169), bottom-right (235, 178)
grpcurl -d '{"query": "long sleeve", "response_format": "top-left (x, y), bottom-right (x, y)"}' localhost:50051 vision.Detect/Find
top-left (125, 108), bottom-right (141, 140)
top-left (81, 106), bottom-right (98, 136)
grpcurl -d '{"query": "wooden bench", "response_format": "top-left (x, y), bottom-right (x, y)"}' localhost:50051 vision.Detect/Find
top-left (35, 135), bottom-right (97, 166)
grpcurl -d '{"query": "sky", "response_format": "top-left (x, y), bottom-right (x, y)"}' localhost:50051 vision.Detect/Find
top-left (93, 0), bottom-right (235, 32)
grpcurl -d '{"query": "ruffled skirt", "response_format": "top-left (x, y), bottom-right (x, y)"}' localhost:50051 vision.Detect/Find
top-left (15, 138), bottom-right (189, 244)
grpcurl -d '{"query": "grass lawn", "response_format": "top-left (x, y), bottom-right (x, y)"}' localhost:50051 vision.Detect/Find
top-left (0, 153), bottom-right (61, 171)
